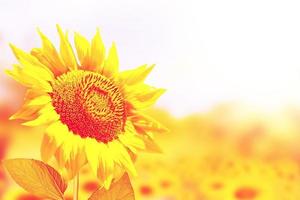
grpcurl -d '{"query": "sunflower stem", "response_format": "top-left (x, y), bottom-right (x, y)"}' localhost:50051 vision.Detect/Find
top-left (73, 174), bottom-right (79, 200)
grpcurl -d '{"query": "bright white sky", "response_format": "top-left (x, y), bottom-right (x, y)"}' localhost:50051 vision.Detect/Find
top-left (1, 0), bottom-right (300, 117)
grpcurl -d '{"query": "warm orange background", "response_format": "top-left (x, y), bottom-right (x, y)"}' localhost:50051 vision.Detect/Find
top-left (1, 0), bottom-right (300, 199)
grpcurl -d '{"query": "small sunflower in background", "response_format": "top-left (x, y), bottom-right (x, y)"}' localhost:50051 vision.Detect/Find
top-left (6, 25), bottom-right (167, 190)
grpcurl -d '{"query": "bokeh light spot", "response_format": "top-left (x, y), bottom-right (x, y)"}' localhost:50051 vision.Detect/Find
top-left (234, 186), bottom-right (259, 199)
top-left (140, 185), bottom-right (153, 196)
top-left (83, 180), bottom-right (99, 192)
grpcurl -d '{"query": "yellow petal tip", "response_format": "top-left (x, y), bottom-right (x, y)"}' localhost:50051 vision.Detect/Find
top-left (4, 69), bottom-right (12, 76)
top-left (21, 121), bottom-right (35, 126)
top-left (9, 43), bottom-right (17, 52)
top-left (9, 115), bottom-right (16, 120)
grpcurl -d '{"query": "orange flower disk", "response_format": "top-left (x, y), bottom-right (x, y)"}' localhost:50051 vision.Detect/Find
top-left (50, 70), bottom-right (126, 143)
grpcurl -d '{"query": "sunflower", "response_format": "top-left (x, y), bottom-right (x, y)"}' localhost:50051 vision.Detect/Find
top-left (6, 25), bottom-right (167, 189)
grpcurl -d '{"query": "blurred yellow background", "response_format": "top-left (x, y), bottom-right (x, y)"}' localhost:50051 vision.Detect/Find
top-left (1, 0), bottom-right (300, 199)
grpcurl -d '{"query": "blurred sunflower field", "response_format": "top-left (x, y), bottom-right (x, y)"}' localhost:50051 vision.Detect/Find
top-left (2, 0), bottom-right (300, 200)
top-left (2, 77), bottom-right (300, 199)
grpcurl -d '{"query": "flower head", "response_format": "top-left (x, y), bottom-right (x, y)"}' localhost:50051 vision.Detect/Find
top-left (6, 25), bottom-right (167, 188)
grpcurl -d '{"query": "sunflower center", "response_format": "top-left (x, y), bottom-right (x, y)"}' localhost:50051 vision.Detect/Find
top-left (50, 70), bottom-right (126, 143)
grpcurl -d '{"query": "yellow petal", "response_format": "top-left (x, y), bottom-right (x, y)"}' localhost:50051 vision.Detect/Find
top-left (41, 134), bottom-right (58, 162)
top-left (27, 95), bottom-right (52, 106)
top-left (107, 141), bottom-right (137, 177)
top-left (7, 44), bottom-right (54, 91)
top-left (6, 64), bottom-right (52, 92)
top-left (9, 104), bottom-right (41, 120)
top-left (56, 25), bottom-right (78, 70)
top-left (10, 44), bottom-right (53, 76)
top-left (46, 121), bottom-right (70, 147)
top-left (5, 66), bottom-right (31, 88)
top-left (130, 112), bottom-right (169, 134)
top-left (64, 148), bottom-right (87, 180)
top-left (135, 88), bottom-right (166, 103)
top-left (139, 134), bottom-right (162, 153)
top-left (97, 145), bottom-right (114, 189)
top-left (85, 138), bottom-right (100, 175)
top-left (46, 123), bottom-right (87, 179)
top-left (55, 133), bottom-right (86, 179)
top-left (117, 64), bottom-right (154, 85)
top-left (85, 139), bottom-right (114, 188)
top-left (10, 44), bottom-right (54, 81)
top-left (54, 134), bottom-right (73, 168)
top-left (125, 84), bottom-right (166, 109)
top-left (24, 89), bottom-right (46, 101)
top-left (22, 104), bottom-right (59, 126)
top-left (90, 29), bottom-right (105, 72)
top-left (9, 89), bottom-right (44, 117)
top-left (118, 122), bottom-right (145, 153)
top-left (74, 32), bottom-right (91, 67)
top-left (10, 94), bottom-right (51, 120)
top-left (103, 42), bottom-right (119, 77)
top-left (31, 29), bottom-right (68, 75)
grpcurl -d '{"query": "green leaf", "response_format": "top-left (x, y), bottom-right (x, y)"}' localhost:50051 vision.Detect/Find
top-left (89, 173), bottom-right (135, 200)
top-left (3, 158), bottom-right (67, 200)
